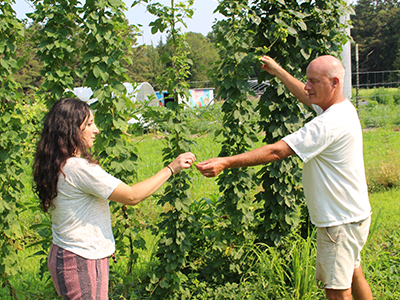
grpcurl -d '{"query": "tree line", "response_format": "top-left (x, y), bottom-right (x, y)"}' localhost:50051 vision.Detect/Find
top-left (13, 0), bottom-right (400, 96)
top-left (351, 0), bottom-right (400, 71)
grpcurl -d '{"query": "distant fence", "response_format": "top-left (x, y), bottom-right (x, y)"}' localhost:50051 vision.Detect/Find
top-left (352, 70), bottom-right (400, 89)
top-left (186, 71), bottom-right (400, 95)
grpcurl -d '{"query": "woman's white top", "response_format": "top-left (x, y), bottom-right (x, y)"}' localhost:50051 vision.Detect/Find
top-left (50, 157), bottom-right (122, 259)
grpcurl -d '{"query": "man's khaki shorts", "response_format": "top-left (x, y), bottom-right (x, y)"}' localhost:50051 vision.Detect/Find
top-left (315, 216), bottom-right (371, 289)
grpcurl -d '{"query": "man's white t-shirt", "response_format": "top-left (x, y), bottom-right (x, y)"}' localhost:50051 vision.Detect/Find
top-left (283, 99), bottom-right (371, 227)
top-left (50, 157), bottom-right (122, 259)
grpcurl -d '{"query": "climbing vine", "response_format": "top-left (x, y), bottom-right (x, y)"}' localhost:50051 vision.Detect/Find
top-left (133, 1), bottom-right (195, 298)
top-left (29, 0), bottom-right (82, 107)
top-left (252, 0), bottom-right (352, 246)
top-left (0, 1), bottom-right (26, 298)
top-left (208, 0), bottom-right (260, 279)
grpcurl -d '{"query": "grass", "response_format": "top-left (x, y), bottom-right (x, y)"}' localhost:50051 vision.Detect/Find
top-left (131, 131), bottom-right (223, 208)
top-left (238, 230), bottom-right (323, 299)
top-left (354, 87), bottom-right (400, 127)
top-left (352, 87), bottom-right (400, 105)
top-left (364, 189), bottom-right (400, 299)
top-left (363, 127), bottom-right (400, 192)
top-left (358, 104), bottom-right (400, 128)
top-left (2, 94), bottom-right (400, 299)
top-left (4, 197), bottom-right (398, 299)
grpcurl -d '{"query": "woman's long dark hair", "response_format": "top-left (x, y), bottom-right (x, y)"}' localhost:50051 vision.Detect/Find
top-left (33, 98), bottom-right (96, 213)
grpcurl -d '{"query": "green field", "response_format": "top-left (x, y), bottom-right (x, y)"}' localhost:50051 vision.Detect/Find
top-left (2, 98), bottom-right (400, 299)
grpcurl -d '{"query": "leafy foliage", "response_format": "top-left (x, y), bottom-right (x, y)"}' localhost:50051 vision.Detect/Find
top-left (252, 0), bottom-right (352, 246)
top-left (0, 1), bottom-right (27, 296)
top-left (133, 1), bottom-right (196, 298)
top-left (28, 0), bottom-right (82, 106)
top-left (79, 0), bottom-right (146, 294)
top-left (15, 23), bottom-right (44, 93)
top-left (183, 32), bottom-right (220, 84)
top-left (206, 0), bottom-right (260, 280)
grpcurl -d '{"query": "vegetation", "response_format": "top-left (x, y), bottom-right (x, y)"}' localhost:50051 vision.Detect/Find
top-left (253, 0), bottom-right (352, 246)
top-left (0, 1), bottom-right (29, 295)
top-left (136, 1), bottom-right (197, 297)
top-left (351, 0), bottom-right (400, 72)
top-left (1, 0), bottom-right (400, 299)
top-left (1, 99), bottom-right (400, 299)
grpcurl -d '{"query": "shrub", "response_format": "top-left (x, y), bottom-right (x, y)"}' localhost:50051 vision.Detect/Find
top-left (364, 128), bottom-right (400, 193)
top-left (376, 87), bottom-right (394, 105)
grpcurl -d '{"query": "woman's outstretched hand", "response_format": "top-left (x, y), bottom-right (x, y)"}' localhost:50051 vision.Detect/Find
top-left (168, 152), bottom-right (196, 174)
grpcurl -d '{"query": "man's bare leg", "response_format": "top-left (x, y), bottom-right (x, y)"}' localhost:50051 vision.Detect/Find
top-left (325, 288), bottom-right (352, 300)
top-left (325, 266), bottom-right (372, 300)
top-left (351, 265), bottom-right (373, 300)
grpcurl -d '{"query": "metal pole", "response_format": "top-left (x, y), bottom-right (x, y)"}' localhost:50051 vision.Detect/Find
top-left (340, 0), bottom-right (352, 100)
top-left (355, 43), bottom-right (359, 110)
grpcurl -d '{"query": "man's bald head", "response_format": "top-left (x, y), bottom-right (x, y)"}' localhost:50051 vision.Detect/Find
top-left (304, 55), bottom-right (346, 110)
top-left (308, 55), bottom-right (345, 88)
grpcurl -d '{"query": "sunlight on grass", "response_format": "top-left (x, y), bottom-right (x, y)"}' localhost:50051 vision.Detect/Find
top-left (363, 127), bottom-right (400, 192)
top-left (3, 99), bottom-right (400, 299)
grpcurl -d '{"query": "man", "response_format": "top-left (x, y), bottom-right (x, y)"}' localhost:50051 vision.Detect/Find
top-left (196, 55), bottom-right (373, 300)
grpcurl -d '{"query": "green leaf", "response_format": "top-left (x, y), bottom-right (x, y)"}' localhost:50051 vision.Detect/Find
top-left (93, 65), bottom-right (101, 79)
top-left (300, 49), bottom-right (310, 60)
top-left (2, 112), bottom-right (11, 123)
top-left (287, 26), bottom-right (297, 35)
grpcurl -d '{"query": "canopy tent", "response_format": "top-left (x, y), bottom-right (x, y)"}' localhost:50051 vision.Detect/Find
top-left (71, 87), bottom-right (96, 105)
top-left (125, 82), bottom-right (159, 106)
top-left (71, 82), bottom-right (159, 106)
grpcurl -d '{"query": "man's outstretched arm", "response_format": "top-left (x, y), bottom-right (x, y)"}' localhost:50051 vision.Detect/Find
top-left (195, 140), bottom-right (295, 177)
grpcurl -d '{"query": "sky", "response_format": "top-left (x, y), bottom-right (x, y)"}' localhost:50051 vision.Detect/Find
top-left (12, 0), bottom-right (222, 45)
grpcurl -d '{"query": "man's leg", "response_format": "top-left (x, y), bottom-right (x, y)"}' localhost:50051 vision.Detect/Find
top-left (324, 266), bottom-right (373, 300)
top-left (325, 288), bottom-right (352, 300)
top-left (351, 265), bottom-right (373, 300)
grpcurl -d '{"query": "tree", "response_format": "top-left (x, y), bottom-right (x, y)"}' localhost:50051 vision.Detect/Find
top-left (142, 43), bottom-right (165, 86)
top-left (119, 22), bottom-right (154, 85)
top-left (14, 22), bottom-right (44, 93)
top-left (126, 44), bottom-right (155, 84)
top-left (395, 43), bottom-right (400, 69)
top-left (351, 0), bottom-right (400, 71)
top-left (185, 32), bottom-right (219, 84)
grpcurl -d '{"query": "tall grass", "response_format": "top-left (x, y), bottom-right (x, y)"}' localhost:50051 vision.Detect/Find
top-left (363, 189), bottom-right (400, 299)
top-left (238, 230), bottom-right (323, 299)
top-left (355, 87), bottom-right (400, 127)
top-left (363, 127), bottom-right (400, 192)
top-left (358, 105), bottom-right (400, 128)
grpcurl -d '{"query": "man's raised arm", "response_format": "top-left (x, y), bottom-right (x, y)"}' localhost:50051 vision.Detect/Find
top-left (260, 56), bottom-right (311, 108)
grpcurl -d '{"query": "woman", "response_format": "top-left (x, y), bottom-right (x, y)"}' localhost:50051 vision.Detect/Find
top-left (32, 98), bottom-right (195, 299)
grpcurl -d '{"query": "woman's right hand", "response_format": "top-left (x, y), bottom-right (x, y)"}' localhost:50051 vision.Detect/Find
top-left (168, 152), bottom-right (196, 174)
top-left (109, 151), bottom-right (197, 206)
